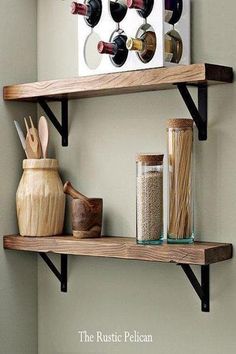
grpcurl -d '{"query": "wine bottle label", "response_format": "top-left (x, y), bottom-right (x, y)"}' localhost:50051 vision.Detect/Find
top-left (165, 52), bottom-right (173, 62)
top-left (165, 9), bottom-right (173, 22)
top-left (165, 34), bottom-right (173, 62)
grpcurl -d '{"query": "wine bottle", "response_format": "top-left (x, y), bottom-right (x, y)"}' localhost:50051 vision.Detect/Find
top-left (71, 0), bottom-right (102, 28)
top-left (126, 31), bottom-right (156, 63)
top-left (165, 0), bottom-right (183, 25)
top-left (110, 0), bottom-right (127, 23)
top-left (97, 34), bottom-right (128, 67)
top-left (165, 30), bottom-right (183, 63)
top-left (127, 0), bottom-right (154, 18)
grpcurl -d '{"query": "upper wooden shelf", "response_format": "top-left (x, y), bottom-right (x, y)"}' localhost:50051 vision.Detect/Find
top-left (3, 235), bottom-right (232, 266)
top-left (3, 64), bottom-right (233, 102)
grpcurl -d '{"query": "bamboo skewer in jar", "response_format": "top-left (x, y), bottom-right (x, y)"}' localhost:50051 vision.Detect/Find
top-left (167, 119), bottom-right (194, 243)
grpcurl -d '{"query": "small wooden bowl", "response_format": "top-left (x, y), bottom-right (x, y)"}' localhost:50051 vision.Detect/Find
top-left (72, 198), bottom-right (103, 238)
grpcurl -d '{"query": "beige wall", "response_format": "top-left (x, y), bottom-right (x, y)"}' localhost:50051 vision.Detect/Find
top-left (0, 1), bottom-right (38, 353)
top-left (37, 1), bottom-right (236, 353)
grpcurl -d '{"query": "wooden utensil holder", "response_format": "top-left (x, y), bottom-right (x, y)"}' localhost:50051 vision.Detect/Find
top-left (72, 198), bottom-right (103, 238)
top-left (16, 159), bottom-right (65, 236)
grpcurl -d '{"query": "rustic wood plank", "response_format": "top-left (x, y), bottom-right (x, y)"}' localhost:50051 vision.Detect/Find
top-left (3, 235), bottom-right (232, 265)
top-left (3, 64), bottom-right (233, 102)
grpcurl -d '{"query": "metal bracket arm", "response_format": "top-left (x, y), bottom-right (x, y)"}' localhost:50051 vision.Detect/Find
top-left (177, 84), bottom-right (208, 141)
top-left (39, 99), bottom-right (68, 146)
top-left (39, 253), bottom-right (68, 292)
top-left (179, 264), bottom-right (210, 312)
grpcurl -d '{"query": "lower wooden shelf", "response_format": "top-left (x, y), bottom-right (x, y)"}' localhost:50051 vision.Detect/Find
top-left (3, 235), bottom-right (232, 312)
top-left (3, 235), bottom-right (232, 265)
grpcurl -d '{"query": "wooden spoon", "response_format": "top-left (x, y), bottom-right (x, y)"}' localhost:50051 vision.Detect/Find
top-left (38, 116), bottom-right (49, 159)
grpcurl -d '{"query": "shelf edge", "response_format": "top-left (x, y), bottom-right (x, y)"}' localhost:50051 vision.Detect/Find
top-left (3, 235), bottom-right (233, 266)
top-left (3, 64), bottom-right (233, 102)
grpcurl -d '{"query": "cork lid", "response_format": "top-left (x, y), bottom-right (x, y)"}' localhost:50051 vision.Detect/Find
top-left (167, 119), bottom-right (193, 129)
top-left (23, 159), bottom-right (59, 170)
top-left (136, 154), bottom-right (164, 165)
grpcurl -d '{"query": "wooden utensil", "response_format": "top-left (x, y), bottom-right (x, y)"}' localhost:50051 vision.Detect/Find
top-left (64, 181), bottom-right (91, 207)
top-left (24, 117), bottom-right (42, 159)
top-left (38, 116), bottom-right (49, 159)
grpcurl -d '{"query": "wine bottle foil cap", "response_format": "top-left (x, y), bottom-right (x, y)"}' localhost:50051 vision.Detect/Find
top-left (126, 38), bottom-right (133, 50)
top-left (97, 41), bottom-right (110, 53)
top-left (126, 37), bottom-right (143, 51)
top-left (136, 154), bottom-right (164, 165)
top-left (71, 2), bottom-right (78, 14)
top-left (97, 41), bottom-right (105, 53)
top-left (71, 2), bottom-right (87, 15)
top-left (127, 0), bottom-right (144, 9)
top-left (167, 118), bottom-right (193, 129)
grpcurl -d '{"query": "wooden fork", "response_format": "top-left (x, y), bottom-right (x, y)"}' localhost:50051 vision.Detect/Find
top-left (24, 117), bottom-right (42, 159)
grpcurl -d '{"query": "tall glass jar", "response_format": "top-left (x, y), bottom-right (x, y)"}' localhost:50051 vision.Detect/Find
top-left (136, 154), bottom-right (164, 245)
top-left (167, 119), bottom-right (194, 244)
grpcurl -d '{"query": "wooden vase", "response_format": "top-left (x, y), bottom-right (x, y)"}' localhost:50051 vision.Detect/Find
top-left (72, 198), bottom-right (103, 238)
top-left (16, 159), bottom-right (65, 236)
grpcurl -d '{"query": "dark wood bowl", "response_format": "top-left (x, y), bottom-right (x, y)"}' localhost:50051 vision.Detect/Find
top-left (72, 198), bottom-right (103, 238)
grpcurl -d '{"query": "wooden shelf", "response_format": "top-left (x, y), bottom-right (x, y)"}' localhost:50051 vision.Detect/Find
top-left (4, 235), bottom-right (232, 311)
top-left (3, 63), bottom-right (233, 145)
top-left (3, 64), bottom-right (233, 102)
top-left (3, 64), bottom-right (234, 310)
top-left (3, 235), bottom-right (232, 266)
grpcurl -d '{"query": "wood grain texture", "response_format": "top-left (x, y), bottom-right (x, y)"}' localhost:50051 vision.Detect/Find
top-left (38, 116), bottom-right (49, 159)
top-left (64, 181), bottom-right (103, 238)
top-left (3, 64), bottom-right (233, 102)
top-left (72, 198), bottom-right (103, 238)
top-left (3, 235), bottom-right (232, 265)
top-left (16, 159), bottom-right (65, 236)
top-left (25, 128), bottom-right (42, 159)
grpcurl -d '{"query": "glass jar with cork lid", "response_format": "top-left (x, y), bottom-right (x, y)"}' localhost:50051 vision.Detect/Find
top-left (136, 154), bottom-right (164, 245)
top-left (167, 118), bottom-right (194, 244)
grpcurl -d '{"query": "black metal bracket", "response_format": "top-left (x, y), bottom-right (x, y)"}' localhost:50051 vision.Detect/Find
top-left (37, 84), bottom-right (207, 144)
top-left (179, 264), bottom-right (210, 312)
top-left (39, 253), bottom-right (68, 292)
top-left (38, 253), bottom-right (210, 308)
top-left (39, 99), bottom-right (68, 146)
top-left (177, 84), bottom-right (208, 141)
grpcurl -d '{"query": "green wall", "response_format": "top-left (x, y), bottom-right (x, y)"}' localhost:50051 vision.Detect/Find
top-left (0, 1), bottom-right (38, 353)
top-left (2, 0), bottom-right (231, 353)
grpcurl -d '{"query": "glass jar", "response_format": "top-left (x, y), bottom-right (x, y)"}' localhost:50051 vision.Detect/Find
top-left (136, 154), bottom-right (164, 245)
top-left (167, 119), bottom-right (194, 244)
